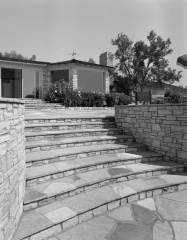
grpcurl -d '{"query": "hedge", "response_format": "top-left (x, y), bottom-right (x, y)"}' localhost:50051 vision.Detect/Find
top-left (44, 80), bottom-right (131, 107)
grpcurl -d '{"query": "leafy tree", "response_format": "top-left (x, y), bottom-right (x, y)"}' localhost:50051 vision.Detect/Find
top-left (111, 31), bottom-right (182, 93)
top-left (88, 57), bottom-right (96, 64)
top-left (29, 54), bottom-right (36, 61)
top-left (110, 73), bottom-right (131, 95)
top-left (2, 50), bottom-right (36, 60)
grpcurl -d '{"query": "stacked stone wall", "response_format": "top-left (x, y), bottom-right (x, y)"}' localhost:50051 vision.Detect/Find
top-left (104, 71), bottom-right (110, 93)
top-left (42, 66), bottom-right (51, 98)
top-left (0, 99), bottom-right (25, 240)
top-left (69, 67), bottom-right (78, 90)
top-left (115, 104), bottom-right (187, 163)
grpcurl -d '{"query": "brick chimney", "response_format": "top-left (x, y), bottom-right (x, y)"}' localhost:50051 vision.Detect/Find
top-left (99, 52), bottom-right (113, 67)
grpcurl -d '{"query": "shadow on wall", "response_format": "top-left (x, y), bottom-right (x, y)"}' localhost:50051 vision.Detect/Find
top-left (24, 87), bottom-right (42, 99)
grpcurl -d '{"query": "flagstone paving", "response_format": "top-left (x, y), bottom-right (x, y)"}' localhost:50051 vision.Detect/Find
top-left (25, 109), bottom-right (115, 119)
top-left (47, 189), bottom-right (187, 240)
top-left (13, 109), bottom-right (187, 240)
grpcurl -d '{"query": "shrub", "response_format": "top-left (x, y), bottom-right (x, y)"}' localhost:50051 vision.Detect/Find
top-left (164, 89), bottom-right (185, 104)
top-left (164, 89), bottom-right (172, 97)
top-left (105, 93), bottom-right (116, 107)
top-left (62, 90), bottom-right (82, 107)
top-left (169, 92), bottom-right (185, 104)
top-left (118, 93), bottom-right (131, 105)
top-left (44, 80), bottom-right (82, 106)
top-left (105, 93), bottom-right (130, 106)
top-left (44, 80), bottom-right (131, 107)
top-left (81, 92), bottom-right (104, 107)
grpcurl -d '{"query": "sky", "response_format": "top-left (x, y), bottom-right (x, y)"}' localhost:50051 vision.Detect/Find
top-left (0, 0), bottom-right (186, 86)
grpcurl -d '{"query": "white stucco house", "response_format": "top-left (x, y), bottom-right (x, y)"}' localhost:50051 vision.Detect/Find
top-left (0, 52), bottom-right (114, 99)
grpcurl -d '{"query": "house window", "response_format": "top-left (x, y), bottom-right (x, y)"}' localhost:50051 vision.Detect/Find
top-left (51, 69), bottom-right (69, 84)
top-left (1, 68), bottom-right (22, 98)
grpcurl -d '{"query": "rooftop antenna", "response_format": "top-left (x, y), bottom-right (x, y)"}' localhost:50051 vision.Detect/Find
top-left (69, 50), bottom-right (79, 59)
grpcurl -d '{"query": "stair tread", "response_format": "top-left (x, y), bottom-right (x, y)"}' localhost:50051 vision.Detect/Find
top-left (25, 116), bottom-right (115, 121)
top-left (26, 121), bottom-right (115, 128)
top-left (15, 172), bottom-right (187, 240)
top-left (24, 161), bottom-right (184, 204)
top-left (26, 142), bottom-right (145, 162)
top-left (25, 127), bottom-right (122, 137)
top-left (26, 151), bottom-right (162, 179)
top-left (26, 134), bottom-right (132, 148)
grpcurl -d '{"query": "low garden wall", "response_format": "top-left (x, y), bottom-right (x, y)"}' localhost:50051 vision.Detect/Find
top-left (0, 99), bottom-right (25, 240)
top-left (115, 104), bottom-right (187, 163)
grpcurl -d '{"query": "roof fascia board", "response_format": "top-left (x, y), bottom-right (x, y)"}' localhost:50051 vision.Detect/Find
top-left (0, 59), bottom-right (47, 67)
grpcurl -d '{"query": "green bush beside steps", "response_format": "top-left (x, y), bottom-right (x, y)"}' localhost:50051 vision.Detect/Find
top-left (44, 80), bottom-right (131, 107)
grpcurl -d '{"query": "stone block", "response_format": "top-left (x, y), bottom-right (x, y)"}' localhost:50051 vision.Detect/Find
top-left (153, 189), bottom-right (162, 196)
top-left (78, 210), bottom-right (93, 223)
top-left (121, 197), bottom-right (128, 206)
top-left (177, 150), bottom-right (187, 159)
top-left (30, 225), bottom-right (61, 240)
top-left (108, 200), bottom-right (120, 211)
top-left (62, 216), bottom-right (78, 231)
top-left (128, 194), bottom-right (139, 203)
top-left (152, 140), bottom-right (160, 148)
top-left (44, 207), bottom-right (76, 224)
top-left (93, 205), bottom-right (107, 216)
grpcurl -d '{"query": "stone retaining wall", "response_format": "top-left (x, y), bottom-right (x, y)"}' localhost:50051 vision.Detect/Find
top-left (115, 104), bottom-right (187, 163)
top-left (0, 99), bottom-right (25, 240)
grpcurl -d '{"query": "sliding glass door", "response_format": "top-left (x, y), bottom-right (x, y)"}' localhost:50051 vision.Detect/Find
top-left (1, 68), bottom-right (22, 98)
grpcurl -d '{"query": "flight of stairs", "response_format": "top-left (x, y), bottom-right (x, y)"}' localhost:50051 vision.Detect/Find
top-left (24, 99), bottom-right (65, 110)
top-left (14, 114), bottom-right (187, 240)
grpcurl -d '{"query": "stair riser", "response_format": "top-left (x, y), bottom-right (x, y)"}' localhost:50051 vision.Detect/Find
top-left (26, 146), bottom-right (146, 167)
top-left (25, 103), bottom-right (62, 105)
top-left (25, 106), bottom-right (64, 108)
top-left (25, 108), bottom-right (65, 111)
top-left (26, 138), bottom-right (133, 153)
top-left (26, 130), bottom-right (123, 142)
top-left (24, 166), bottom-right (185, 211)
top-left (26, 155), bottom-right (163, 185)
top-left (21, 182), bottom-right (187, 240)
top-left (25, 118), bottom-right (115, 125)
top-left (25, 123), bottom-right (116, 132)
top-left (25, 107), bottom-right (65, 109)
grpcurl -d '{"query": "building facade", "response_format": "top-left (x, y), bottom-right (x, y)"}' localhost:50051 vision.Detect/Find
top-left (0, 55), bottom-right (114, 99)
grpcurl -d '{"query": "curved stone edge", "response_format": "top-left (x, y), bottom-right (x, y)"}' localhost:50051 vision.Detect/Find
top-left (19, 181), bottom-right (187, 240)
top-left (25, 117), bottom-right (115, 123)
top-left (25, 143), bottom-right (144, 165)
top-left (26, 153), bottom-right (163, 186)
top-left (25, 135), bottom-right (130, 152)
top-left (26, 153), bottom-right (161, 181)
top-left (24, 165), bottom-right (184, 211)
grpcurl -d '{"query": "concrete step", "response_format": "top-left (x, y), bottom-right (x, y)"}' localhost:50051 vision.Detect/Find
top-left (25, 103), bottom-right (62, 105)
top-left (26, 151), bottom-right (163, 185)
top-left (25, 128), bottom-right (123, 142)
top-left (14, 172), bottom-right (187, 240)
top-left (25, 121), bottom-right (116, 132)
top-left (24, 116), bottom-right (115, 125)
top-left (26, 135), bottom-right (133, 153)
top-left (25, 106), bottom-right (65, 109)
top-left (26, 142), bottom-right (146, 167)
top-left (24, 161), bottom-right (185, 211)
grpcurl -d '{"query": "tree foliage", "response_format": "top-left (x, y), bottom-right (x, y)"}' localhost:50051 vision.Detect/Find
top-left (88, 57), bottom-right (96, 64)
top-left (111, 31), bottom-right (182, 93)
top-left (0, 50), bottom-right (36, 60)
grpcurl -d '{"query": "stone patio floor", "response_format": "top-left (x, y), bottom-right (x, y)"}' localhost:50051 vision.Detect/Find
top-left (25, 109), bottom-right (115, 119)
top-left (47, 189), bottom-right (187, 240)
